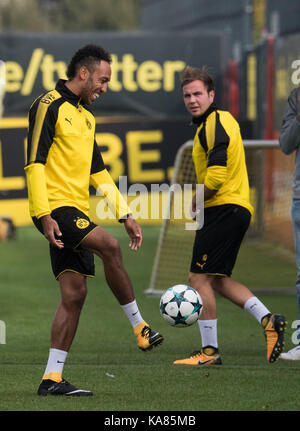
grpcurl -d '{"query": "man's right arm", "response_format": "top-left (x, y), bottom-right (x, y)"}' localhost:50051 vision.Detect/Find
top-left (25, 93), bottom-right (63, 248)
top-left (279, 87), bottom-right (300, 155)
top-left (25, 162), bottom-right (51, 219)
top-left (40, 214), bottom-right (64, 249)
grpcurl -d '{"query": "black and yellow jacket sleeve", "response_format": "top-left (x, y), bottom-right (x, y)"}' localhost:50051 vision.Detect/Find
top-left (25, 79), bottom-right (131, 221)
top-left (25, 90), bottom-right (61, 219)
top-left (192, 104), bottom-right (253, 215)
top-left (89, 140), bottom-right (131, 221)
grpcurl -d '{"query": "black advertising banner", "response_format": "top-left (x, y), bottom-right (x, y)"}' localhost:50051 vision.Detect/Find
top-left (0, 30), bottom-right (224, 117)
top-left (0, 116), bottom-right (193, 197)
top-left (0, 116), bottom-right (195, 225)
top-left (0, 31), bottom-right (224, 224)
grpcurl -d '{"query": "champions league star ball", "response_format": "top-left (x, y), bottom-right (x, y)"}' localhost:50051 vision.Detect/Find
top-left (159, 284), bottom-right (203, 327)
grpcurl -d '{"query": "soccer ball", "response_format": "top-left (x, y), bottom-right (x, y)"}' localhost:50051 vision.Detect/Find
top-left (159, 284), bottom-right (203, 327)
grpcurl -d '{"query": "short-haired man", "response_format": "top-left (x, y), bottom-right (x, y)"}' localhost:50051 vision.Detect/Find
top-left (25, 45), bottom-right (163, 396)
top-left (173, 66), bottom-right (286, 366)
top-left (279, 86), bottom-right (300, 360)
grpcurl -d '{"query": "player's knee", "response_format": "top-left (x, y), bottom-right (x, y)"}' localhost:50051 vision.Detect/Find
top-left (101, 237), bottom-right (122, 261)
top-left (188, 272), bottom-right (210, 285)
top-left (188, 273), bottom-right (196, 285)
top-left (61, 278), bottom-right (87, 310)
top-left (68, 286), bottom-right (87, 310)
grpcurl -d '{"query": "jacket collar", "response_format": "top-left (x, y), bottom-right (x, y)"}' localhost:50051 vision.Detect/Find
top-left (191, 103), bottom-right (218, 126)
top-left (55, 79), bottom-right (82, 107)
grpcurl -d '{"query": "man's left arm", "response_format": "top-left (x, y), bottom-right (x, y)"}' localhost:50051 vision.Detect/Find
top-left (279, 87), bottom-right (300, 155)
top-left (204, 114), bottom-right (230, 195)
top-left (90, 140), bottom-right (142, 250)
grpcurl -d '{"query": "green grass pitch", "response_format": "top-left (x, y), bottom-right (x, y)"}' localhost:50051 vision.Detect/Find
top-left (1, 225), bottom-right (300, 412)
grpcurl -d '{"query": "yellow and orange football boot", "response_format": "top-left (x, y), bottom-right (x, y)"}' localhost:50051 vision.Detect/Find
top-left (134, 321), bottom-right (164, 351)
top-left (173, 346), bottom-right (222, 366)
top-left (262, 313), bottom-right (287, 363)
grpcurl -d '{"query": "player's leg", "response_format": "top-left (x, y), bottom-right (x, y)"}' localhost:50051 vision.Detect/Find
top-left (190, 273), bottom-right (217, 320)
top-left (81, 226), bottom-right (163, 351)
top-left (173, 272), bottom-right (221, 366)
top-left (281, 199), bottom-right (300, 359)
top-left (173, 207), bottom-right (227, 366)
top-left (212, 275), bottom-right (286, 362)
top-left (291, 199), bottom-right (300, 324)
top-left (81, 226), bottom-right (134, 304)
top-left (37, 272), bottom-right (93, 396)
top-left (212, 277), bottom-right (252, 307)
top-left (51, 271), bottom-right (87, 352)
top-left (210, 204), bottom-right (286, 363)
top-left (35, 207), bottom-right (97, 396)
top-left (191, 273), bottom-right (221, 364)
top-left (45, 206), bottom-right (162, 350)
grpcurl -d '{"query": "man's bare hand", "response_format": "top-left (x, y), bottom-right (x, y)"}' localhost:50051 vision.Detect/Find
top-left (124, 216), bottom-right (143, 251)
top-left (190, 193), bottom-right (197, 220)
top-left (40, 215), bottom-right (64, 249)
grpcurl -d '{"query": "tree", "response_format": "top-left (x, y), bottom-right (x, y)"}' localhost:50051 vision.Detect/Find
top-left (0, 0), bottom-right (140, 32)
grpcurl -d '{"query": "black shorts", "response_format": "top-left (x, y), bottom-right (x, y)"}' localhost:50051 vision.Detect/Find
top-left (33, 206), bottom-right (98, 280)
top-left (190, 204), bottom-right (251, 277)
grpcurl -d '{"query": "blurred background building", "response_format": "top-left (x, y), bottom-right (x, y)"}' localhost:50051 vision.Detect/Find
top-left (141, 0), bottom-right (300, 138)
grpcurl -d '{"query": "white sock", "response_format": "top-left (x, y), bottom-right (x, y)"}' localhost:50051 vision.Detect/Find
top-left (121, 300), bottom-right (143, 328)
top-left (44, 348), bottom-right (68, 378)
top-left (198, 319), bottom-right (218, 349)
top-left (244, 296), bottom-right (271, 323)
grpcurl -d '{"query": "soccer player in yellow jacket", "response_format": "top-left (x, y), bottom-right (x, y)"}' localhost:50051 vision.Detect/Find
top-left (173, 66), bottom-right (286, 366)
top-left (25, 45), bottom-right (163, 396)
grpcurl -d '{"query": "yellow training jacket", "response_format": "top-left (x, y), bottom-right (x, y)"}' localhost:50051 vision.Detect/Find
top-left (25, 79), bottom-right (130, 221)
top-left (192, 104), bottom-right (253, 215)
